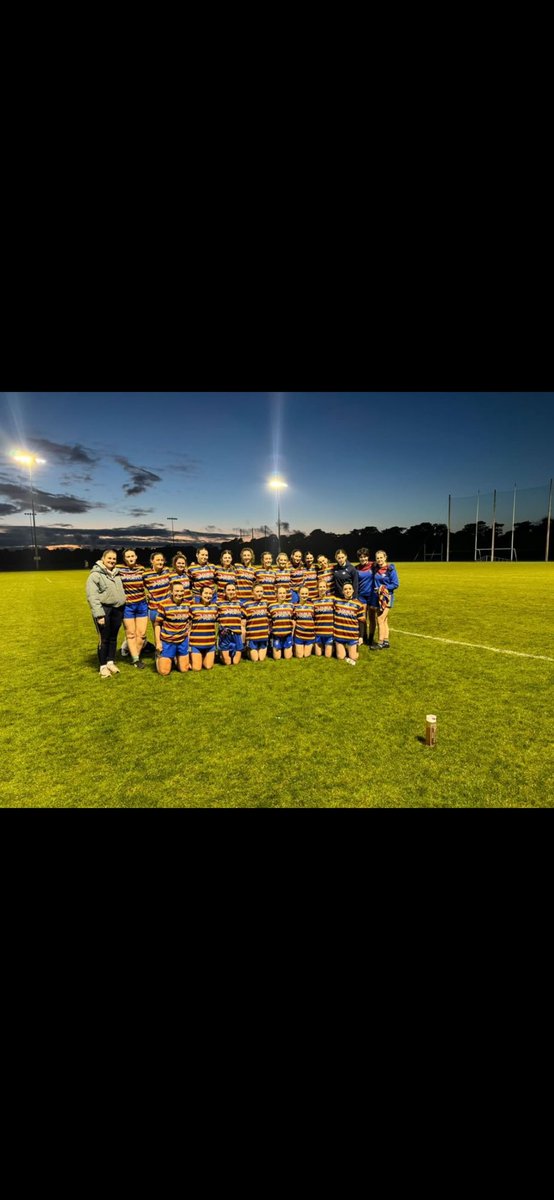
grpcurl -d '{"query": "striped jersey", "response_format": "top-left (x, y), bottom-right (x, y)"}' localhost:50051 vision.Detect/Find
top-left (292, 601), bottom-right (316, 640)
top-left (255, 567), bottom-right (277, 600)
top-left (216, 599), bottom-right (243, 635)
top-left (290, 564), bottom-right (306, 593)
top-left (156, 599), bottom-right (191, 643)
top-left (188, 562), bottom-right (216, 597)
top-left (316, 563), bottom-right (335, 594)
top-left (273, 568), bottom-right (292, 600)
top-left (189, 600), bottom-right (218, 647)
top-left (117, 565), bottom-right (147, 602)
top-left (169, 570), bottom-right (192, 596)
top-left (302, 566), bottom-right (318, 599)
top-left (143, 568), bottom-right (172, 609)
top-left (313, 596), bottom-right (335, 637)
top-left (268, 601), bottom-right (294, 638)
top-left (333, 598), bottom-right (365, 641)
top-left (234, 563), bottom-right (257, 601)
top-left (214, 566), bottom-right (236, 593)
top-left (241, 599), bottom-right (270, 640)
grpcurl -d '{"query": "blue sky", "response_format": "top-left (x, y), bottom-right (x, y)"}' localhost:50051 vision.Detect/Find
top-left (0, 391), bottom-right (552, 547)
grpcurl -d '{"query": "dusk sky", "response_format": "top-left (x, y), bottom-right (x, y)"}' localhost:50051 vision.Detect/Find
top-left (0, 391), bottom-right (553, 548)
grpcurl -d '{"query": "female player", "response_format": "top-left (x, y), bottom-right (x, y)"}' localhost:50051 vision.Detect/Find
top-left (369, 550), bottom-right (400, 649)
top-left (241, 582), bottom-right (270, 662)
top-left (356, 547), bottom-right (374, 645)
top-left (85, 549), bottom-right (126, 678)
top-left (216, 581), bottom-right (244, 665)
top-left (315, 554), bottom-right (335, 595)
top-left (302, 552), bottom-right (318, 600)
top-left (155, 579), bottom-right (191, 675)
top-left (169, 552), bottom-right (192, 596)
top-left (289, 549), bottom-right (306, 603)
top-left (189, 584), bottom-right (218, 670)
top-left (235, 546), bottom-right (257, 605)
top-left (268, 584), bottom-right (294, 660)
top-left (274, 552), bottom-right (292, 600)
top-left (292, 584), bottom-right (316, 658)
top-left (143, 551), bottom-right (172, 653)
top-left (313, 577), bottom-right (335, 657)
top-left (333, 580), bottom-right (366, 665)
top-left (189, 547), bottom-right (216, 600)
top-left (118, 547), bottom-right (148, 668)
top-left (214, 549), bottom-right (236, 597)
top-left (255, 551), bottom-right (276, 602)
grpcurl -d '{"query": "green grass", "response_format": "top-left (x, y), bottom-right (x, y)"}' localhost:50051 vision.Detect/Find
top-left (1, 563), bottom-right (552, 808)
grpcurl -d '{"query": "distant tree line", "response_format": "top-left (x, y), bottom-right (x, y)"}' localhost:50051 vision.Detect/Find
top-left (0, 518), bottom-right (550, 570)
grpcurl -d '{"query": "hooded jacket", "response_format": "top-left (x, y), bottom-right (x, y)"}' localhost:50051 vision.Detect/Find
top-left (86, 560), bottom-right (126, 619)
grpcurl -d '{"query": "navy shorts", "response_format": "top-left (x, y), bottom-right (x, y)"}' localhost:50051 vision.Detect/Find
top-left (248, 639), bottom-right (268, 650)
top-left (335, 637), bottom-right (357, 647)
top-left (148, 608), bottom-right (159, 625)
top-left (272, 635), bottom-right (293, 650)
top-left (293, 636), bottom-right (314, 646)
top-left (219, 632), bottom-right (244, 653)
top-left (315, 634), bottom-right (333, 646)
top-left (124, 600), bottom-right (148, 618)
top-left (160, 637), bottom-right (189, 659)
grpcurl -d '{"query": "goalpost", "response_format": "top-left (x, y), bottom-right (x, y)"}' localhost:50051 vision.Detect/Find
top-left (475, 548), bottom-right (517, 562)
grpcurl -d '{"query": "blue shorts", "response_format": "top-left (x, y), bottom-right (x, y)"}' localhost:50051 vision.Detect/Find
top-left (315, 634), bottom-right (334, 646)
top-left (248, 639), bottom-right (268, 650)
top-left (294, 636), bottom-right (314, 646)
top-left (124, 600), bottom-right (148, 619)
top-left (291, 590), bottom-right (300, 604)
top-left (160, 637), bottom-right (189, 659)
top-left (148, 608), bottom-right (159, 625)
top-left (190, 644), bottom-right (216, 655)
top-left (219, 632), bottom-right (244, 653)
top-left (335, 637), bottom-right (357, 646)
top-left (272, 635), bottom-right (293, 650)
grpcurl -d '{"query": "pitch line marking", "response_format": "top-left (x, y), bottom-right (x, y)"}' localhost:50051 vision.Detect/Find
top-left (389, 627), bottom-right (554, 663)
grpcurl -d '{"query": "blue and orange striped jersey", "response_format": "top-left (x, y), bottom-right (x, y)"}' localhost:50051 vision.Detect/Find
top-left (290, 564), bottom-right (306, 593)
top-left (155, 599), bottom-right (191, 643)
top-left (292, 601), bottom-right (316, 640)
top-left (255, 567), bottom-right (277, 601)
top-left (313, 596), bottom-right (335, 637)
top-left (273, 568), bottom-right (292, 600)
top-left (214, 566), bottom-right (236, 593)
top-left (241, 599), bottom-right (270, 640)
top-left (303, 567), bottom-right (318, 599)
top-left (268, 601), bottom-right (294, 638)
top-left (189, 599), bottom-right (218, 647)
top-left (169, 570), bottom-right (192, 595)
top-left (216, 599), bottom-right (243, 635)
top-left (316, 563), bottom-right (335, 594)
top-left (188, 562), bottom-right (216, 597)
top-left (117, 565), bottom-right (147, 602)
top-left (234, 563), bottom-right (257, 601)
top-left (143, 568), bottom-right (172, 608)
top-left (333, 598), bottom-right (366, 640)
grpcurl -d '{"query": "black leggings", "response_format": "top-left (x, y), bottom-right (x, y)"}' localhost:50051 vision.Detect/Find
top-left (94, 606), bottom-right (124, 665)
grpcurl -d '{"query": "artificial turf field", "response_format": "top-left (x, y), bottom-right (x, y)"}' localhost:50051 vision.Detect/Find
top-left (1, 563), bottom-right (552, 808)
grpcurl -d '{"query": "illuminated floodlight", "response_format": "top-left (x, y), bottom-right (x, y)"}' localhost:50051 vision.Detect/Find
top-left (268, 476), bottom-right (288, 490)
top-left (267, 476), bottom-right (288, 551)
top-left (10, 451), bottom-right (46, 569)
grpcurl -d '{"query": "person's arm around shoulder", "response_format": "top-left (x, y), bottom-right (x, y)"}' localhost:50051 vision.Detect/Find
top-left (387, 564), bottom-right (399, 591)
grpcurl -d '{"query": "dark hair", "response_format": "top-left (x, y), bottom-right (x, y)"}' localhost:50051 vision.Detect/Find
top-left (150, 550), bottom-right (166, 564)
top-left (219, 549), bottom-right (234, 564)
top-left (172, 552), bottom-right (188, 569)
top-left (335, 548), bottom-right (347, 559)
top-left (196, 546), bottom-right (210, 557)
top-left (357, 547), bottom-right (369, 557)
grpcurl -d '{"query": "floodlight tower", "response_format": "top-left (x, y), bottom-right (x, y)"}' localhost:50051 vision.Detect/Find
top-left (268, 476), bottom-right (288, 553)
top-left (167, 517), bottom-right (177, 544)
top-left (12, 453), bottom-right (46, 569)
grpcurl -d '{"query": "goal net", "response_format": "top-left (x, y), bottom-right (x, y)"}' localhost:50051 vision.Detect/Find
top-left (475, 548), bottom-right (517, 561)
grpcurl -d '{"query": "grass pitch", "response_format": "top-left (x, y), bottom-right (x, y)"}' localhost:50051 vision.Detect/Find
top-left (1, 563), bottom-right (552, 808)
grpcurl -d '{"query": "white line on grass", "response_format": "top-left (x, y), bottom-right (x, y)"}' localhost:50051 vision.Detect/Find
top-left (389, 628), bottom-right (554, 663)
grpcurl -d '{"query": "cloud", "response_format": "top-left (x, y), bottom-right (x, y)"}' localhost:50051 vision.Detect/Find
top-left (0, 522), bottom-right (237, 549)
top-left (28, 437), bottom-right (99, 465)
top-left (127, 507), bottom-right (155, 518)
top-left (205, 524), bottom-right (217, 531)
top-left (0, 480), bottom-right (102, 515)
top-left (114, 456), bottom-right (162, 496)
top-left (0, 503), bottom-right (19, 515)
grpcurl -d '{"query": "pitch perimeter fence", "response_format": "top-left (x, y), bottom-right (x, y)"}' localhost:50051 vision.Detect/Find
top-left (446, 480), bottom-right (552, 561)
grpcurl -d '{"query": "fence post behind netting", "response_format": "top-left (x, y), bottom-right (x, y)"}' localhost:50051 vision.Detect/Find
top-left (491, 489), bottom-right (497, 562)
top-left (446, 494), bottom-right (451, 562)
top-left (547, 479), bottom-right (553, 562)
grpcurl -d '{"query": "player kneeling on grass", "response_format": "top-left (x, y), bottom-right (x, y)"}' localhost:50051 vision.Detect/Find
top-left (313, 578), bottom-right (335, 657)
top-left (189, 584), bottom-right (218, 671)
top-left (242, 582), bottom-right (270, 662)
top-left (333, 581), bottom-right (366, 666)
top-left (217, 582), bottom-right (244, 666)
top-left (292, 585), bottom-right (316, 658)
top-left (269, 584), bottom-right (294, 660)
top-left (155, 581), bottom-right (191, 675)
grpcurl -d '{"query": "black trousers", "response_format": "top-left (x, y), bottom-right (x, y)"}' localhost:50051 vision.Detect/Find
top-left (94, 606), bottom-right (124, 666)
